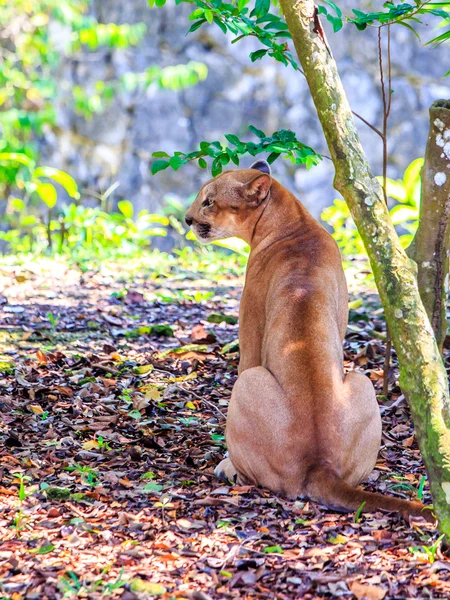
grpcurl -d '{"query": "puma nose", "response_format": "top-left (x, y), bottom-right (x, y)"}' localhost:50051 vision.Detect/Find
top-left (185, 216), bottom-right (193, 226)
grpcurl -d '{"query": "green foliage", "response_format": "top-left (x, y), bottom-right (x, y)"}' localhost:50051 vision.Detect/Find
top-left (317, 1), bottom-right (450, 46)
top-left (321, 198), bottom-right (367, 258)
top-left (73, 62), bottom-right (208, 118)
top-left (317, 1), bottom-right (343, 33)
top-left (322, 158), bottom-right (422, 257)
top-left (386, 158), bottom-right (422, 247)
top-left (149, 0), bottom-right (450, 73)
top-left (149, 0), bottom-right (298, 68)
top-left (151, 127), bottom-right (321, 176)
top-left (0, 0), bottom-right (146, 170)
top-left (122, 62), bottom-right (208, 91)
top-left (0, 153), bottom-right (79, 208)
top-left (59, 568), bottom-right (126, 597)
top-left (1, 197), bottom-right (169, 258)
top-left (408, 534), bottom-right (445, 563)
top-left (0, 0), bottom-right (208, 239)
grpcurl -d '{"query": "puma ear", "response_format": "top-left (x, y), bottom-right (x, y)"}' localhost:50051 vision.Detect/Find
top-left (244, 173), bottom-right (272, 206)
top-left (250, 160), bottom-right (271, 175)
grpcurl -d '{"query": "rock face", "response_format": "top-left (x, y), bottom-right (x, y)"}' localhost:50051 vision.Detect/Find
top-left (42, 0), bottom-right (450, 220)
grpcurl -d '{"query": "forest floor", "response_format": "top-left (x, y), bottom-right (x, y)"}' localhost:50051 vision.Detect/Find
top-left (0, 252), bottom-right (448, 600)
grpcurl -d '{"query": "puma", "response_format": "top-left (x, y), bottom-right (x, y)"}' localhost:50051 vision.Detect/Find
top-left (185, 160), bottom-right (431, 521)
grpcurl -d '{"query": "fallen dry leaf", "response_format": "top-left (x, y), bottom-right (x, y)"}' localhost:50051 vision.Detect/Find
top-left (350, 581), bottom-right (387, 600)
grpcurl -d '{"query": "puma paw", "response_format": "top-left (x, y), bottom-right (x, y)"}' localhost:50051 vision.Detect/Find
top-left (215, 457), bottom-right (238, 483)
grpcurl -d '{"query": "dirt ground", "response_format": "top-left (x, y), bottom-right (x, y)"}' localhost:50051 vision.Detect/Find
top-left (0, 255), bottom-right (447, 599)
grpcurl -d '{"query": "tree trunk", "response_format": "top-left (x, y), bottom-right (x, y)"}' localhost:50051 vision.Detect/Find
top-left (278, 0), bottom-right (450, 536)
top-left (408, 100), bottom-right (450, 351)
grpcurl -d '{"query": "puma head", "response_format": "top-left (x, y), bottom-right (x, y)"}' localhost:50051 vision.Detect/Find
top-left (185, 160), bottom-right (272, 243)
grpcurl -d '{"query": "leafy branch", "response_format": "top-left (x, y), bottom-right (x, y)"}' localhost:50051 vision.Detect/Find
top-left (318, 1), bottom-right (450, 44)
top-left (151, 127), bottom-right (321, 176)
top-left (149, 0), bottom-right (298, 68)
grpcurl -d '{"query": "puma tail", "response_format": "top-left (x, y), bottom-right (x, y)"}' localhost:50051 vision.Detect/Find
top-left (305, 464), bottom-right (434, 522)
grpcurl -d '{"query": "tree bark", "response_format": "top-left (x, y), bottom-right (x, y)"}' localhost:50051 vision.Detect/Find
top-left (278, 0), bottom-right (450, 535)
top-left (408, 100), bottom-right (450, 351)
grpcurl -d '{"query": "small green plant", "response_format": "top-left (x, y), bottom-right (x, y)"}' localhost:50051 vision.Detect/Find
top-left (418, 475), bottom-right (427, 501)
top-left (64, 464), bottom-right (99, 487)
top-left (11, 472), bottom-right (32, 532)
top-left (180, 479), bottom-right (196, 487)
top-left (59, 568), bottom-right (126, 597)
top-left (15, 472), bottom-right (32, 503)
top-left (96, 436), bottom-right (111, 451)
top-left (47, 312), bottom-right (59, 332)
top-left (354, 501), bottom-right (366, 523)
top-left (408, 534), bottom-right (445, 564)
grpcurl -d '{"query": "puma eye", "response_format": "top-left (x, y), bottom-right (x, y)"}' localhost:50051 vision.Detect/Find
top-left (202, 198), bottom-right (213, 208)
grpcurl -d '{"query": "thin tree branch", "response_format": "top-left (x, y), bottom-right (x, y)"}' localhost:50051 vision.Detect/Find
top-left (386, 25), bottom-right (392, 118)
top-left (378, 27), bottom-right (388, 206)
top-left (352, 111), bottom-right (383, 138)
top-left (377, 25), bottom-right (393, 396)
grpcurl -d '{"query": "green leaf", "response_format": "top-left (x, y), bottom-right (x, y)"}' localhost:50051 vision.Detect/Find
top-left (189, 8), bottom-right (204, 20)
top-left (221, 339), bottom-right (240, 354)
top-left (226, 147), bottom-right (240, 165)
top-left (397, 20), bottom-right (421, 38)
top-left (267, 151), bottom-right (281, 164)
top-left (211, 157), bottom-right (223, 177)
top-left (263, 545), bottom-right (284, 554)
top-left (418, 475), bottom-right (426, 501)
top-left (225, 134), bottom-right (241, 146)
top-left (204, 9), bottom-right (213, 23)
top-left (35, 182), bottom-right (57, 208)
top-left (188, 19), bottom-right (206, 33)
top-left (117, 200), bottom-right (134, 219)
top-left (152, 151), bottom-right (170, 158)
top-left (151, 160), bottom-right (170, 175)
top-left (326, 14), bottom-right (343, 32)
top-left (354, 501), bottom-right (366, 523)
top-left (169, 155), bottom-right (185, 170)
top-left (128, 409), bottom-right (142, 419)
top-left (34, 167), bottom-right (79, 199)
top-left (251, 0), bottom-right (270, 18)
top-left (207, 313), bottom-right (238, 325)
top-left (248, 125), bottom-right (266, 139)
top-left (34, 544), bottom-right (55, 555)
top-left (250, 48), bottom-right (269, 62)
top-left (390, 205), bottom-right (418, 225)
top-left (238, 0), bottom-right (250, 10)
top-left (142, 482), bottom-right (163, 493)
top-left (213, 16), bottom-right (228, 34)
top-left (198, 157), bottom-right (207, 169)
top-left (0, 152), bottom-right (34, 169)
top-left (323, 0), bottom-right (342, 17)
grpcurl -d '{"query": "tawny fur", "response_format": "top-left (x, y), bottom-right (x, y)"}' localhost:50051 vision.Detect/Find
top-left (185, 164), bottom-right (432, 522)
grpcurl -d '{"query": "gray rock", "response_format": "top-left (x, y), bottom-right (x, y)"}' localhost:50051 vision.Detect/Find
top-left (40, 0), bottom-right (450, 227)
